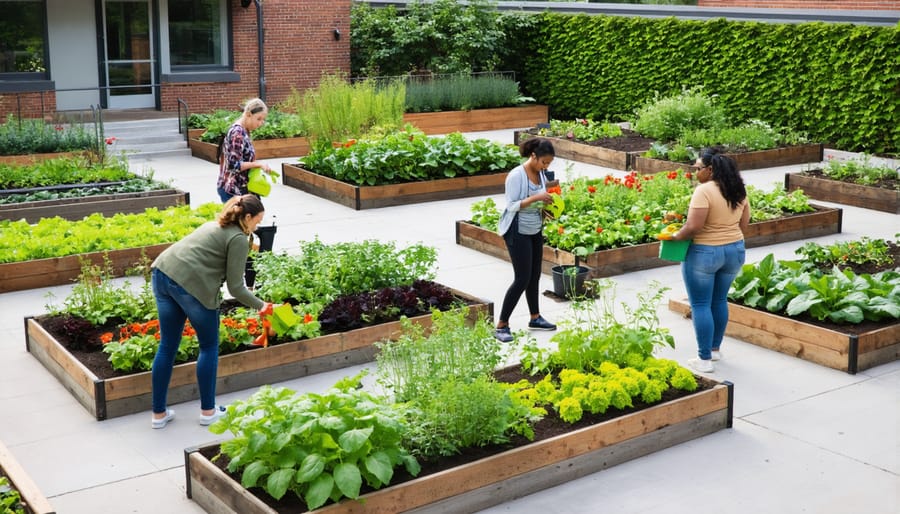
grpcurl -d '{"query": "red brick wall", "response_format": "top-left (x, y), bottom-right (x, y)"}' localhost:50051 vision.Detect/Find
top-left (0, 91), bottom-right (55, 122)
top-left (698, 0), bottom-right (900, 9)
top-left (161, 0), bottom-right (351, 113)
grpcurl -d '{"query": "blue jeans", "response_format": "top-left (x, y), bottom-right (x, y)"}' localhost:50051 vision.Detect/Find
top-left (682, 240), bottom-right (745, 360)
top-left (151, 268), bottom-right (220, 413)
top-left (217, 186), bottom-right (235, 203)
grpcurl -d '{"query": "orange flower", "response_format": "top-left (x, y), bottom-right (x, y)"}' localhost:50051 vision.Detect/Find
top-left (100, 332), bottom-right (114, 344)
top-left (643, 215), bottom-right (652, 222)
top-left (587, 185), bottom-right (596, 194)
top-left (596, 226), bottom-right (603, 233)
top-left (557, 226), bottom-right (565, 234)
top-left (303, 313), bottom-right (314, 324)
top-left (547, 185), bottom-right (562, 195)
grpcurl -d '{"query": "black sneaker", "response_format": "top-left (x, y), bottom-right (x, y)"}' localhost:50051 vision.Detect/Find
top-left (528, 316), bottom-right (556, 331)
top-left (493, 327), bottom-right (514, 342)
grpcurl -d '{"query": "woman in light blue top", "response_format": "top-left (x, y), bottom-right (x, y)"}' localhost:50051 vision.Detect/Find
top-left (494, 138), bottom-right (557, 342)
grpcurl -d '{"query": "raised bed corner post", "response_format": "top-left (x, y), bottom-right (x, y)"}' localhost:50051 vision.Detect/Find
top-left (724, 381), bottom-right (734, 428)
top-left (848, 335), bottom-right (859, 375)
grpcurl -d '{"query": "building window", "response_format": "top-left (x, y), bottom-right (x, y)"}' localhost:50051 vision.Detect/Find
top-left (166, 0), bottom-right (228, 69)
top-left (0, 0), bottom-right (47, 77)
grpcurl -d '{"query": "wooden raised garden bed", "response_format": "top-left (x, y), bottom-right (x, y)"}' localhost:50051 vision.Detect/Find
top-left (0, 150), bottom-right (92, 166)
top-left (668, 298), bottom-right (900, 374)
top-left (0, 188), bottom-right (190, 224)
top-left (24, 287), bottom-right (492, 420)
top-left (190, 136), bottom-right (311, 163)
top-left (632, 143), bottom-right (824, 174)
top-left (0, 243), bottom-right (172, 294)
top-left (282, 163), bottom-right (507, 210)
top-left (402, 105), bottom-right (549, 135)
top-left (0, 439), bottom-right (55, 514)
top-left (184, 377), bottom-right (732, 514)
top-left (513, 130), bottom-right (652, 171)
top-left (785, 172), bottom-right (900, 214)
top-left (456, 204), bottom-right (842, 277)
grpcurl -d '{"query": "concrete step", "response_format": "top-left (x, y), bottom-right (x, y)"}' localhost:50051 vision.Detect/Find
top-left (100, 118), bottom-right (192, 161)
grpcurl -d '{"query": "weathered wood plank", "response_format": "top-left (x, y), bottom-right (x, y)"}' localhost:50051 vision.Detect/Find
top-left (282, 164), bottom-right (507, 210)
top-left (26, 289), bottom-right (492, 419)
top-left (455, 205), bottom-right (841, 279)
top-left (186, 382), bottom-right (731, 514)
top-left (0, 189), bottom-right (190, 223)
top-left (0, 439), bottom-right (56, 514)
top-left (632, 144), bottom-right (824, 174)
top-left (514, 131), bottom-right (636, 170)
top-left (403, 105), bottom-right (549, 135)
top-left (190, 137), bottom-right (310, 163)
top-left (0, 243), bottom-right (172, 293)
top-left (667, 298), bottom-right (900, 374)
top-left (785, 172), bottom-right (900, 214)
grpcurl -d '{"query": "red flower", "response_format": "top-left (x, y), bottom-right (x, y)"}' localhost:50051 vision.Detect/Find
top-left (596, 226), bottom-right (603, 233)
top-left (569, 185), bottom-right (575, 191)
top-left (685, 172), bottom-right (692, 179)
top-left (587, 185), bottom-right (596, 194)
top-left (547, 185), bottom-right (562, 195)
top-left (643, 215), bottom-right (652, 222)
top-left (100, 332), bottom-right (113, 344)
top-left (105, 136), bottom-right (117, 145)
top-left (55, 124), bottom-right (63, 131)
top-left (303, 313), bottom-right (314, 324)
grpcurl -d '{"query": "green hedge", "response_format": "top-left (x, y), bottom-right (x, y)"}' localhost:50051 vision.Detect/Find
top-left (512, 14), bottom-right (900, 154)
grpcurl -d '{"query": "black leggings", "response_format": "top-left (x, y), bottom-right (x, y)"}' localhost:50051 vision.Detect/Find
top-left (498, 229), bottom-right (544, 324)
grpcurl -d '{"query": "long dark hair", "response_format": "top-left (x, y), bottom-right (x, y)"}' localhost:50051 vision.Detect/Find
top-left (699, 147), bottom-right (746, 210)
top-left (519, 137), bottom-right (555, 158)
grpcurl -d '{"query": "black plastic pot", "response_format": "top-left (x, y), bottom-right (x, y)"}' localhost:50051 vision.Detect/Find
top-left (551, 265), bottom-right (591, 299)
top-left (245, 223), bottom-right (277, 288)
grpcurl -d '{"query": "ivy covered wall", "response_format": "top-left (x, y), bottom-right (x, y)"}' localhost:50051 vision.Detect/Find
top-left (511, 14), bottom-right (900, 154)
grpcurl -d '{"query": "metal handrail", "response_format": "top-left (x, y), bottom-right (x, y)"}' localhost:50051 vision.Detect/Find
top-left (176, 98), bottom-right (190, 145)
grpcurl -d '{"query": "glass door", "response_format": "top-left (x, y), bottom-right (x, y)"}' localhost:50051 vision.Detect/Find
top-left (103, 0), bottom-right (155, 108)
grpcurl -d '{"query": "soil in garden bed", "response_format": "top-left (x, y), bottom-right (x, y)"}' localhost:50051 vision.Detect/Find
top-left (198, 367), bottom-right (718, 513)
top-left (800, 169), bottom-right (900, 192)
top-left (522, 128), bottom-right (656, 153)
top-left (35, 282), bottom-right (482, 380)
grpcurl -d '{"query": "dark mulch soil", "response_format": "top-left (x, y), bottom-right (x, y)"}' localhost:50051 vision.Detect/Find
top-left (800, 168), bottom-right (900, 192)
top-left (523, 128), bottom-right (656, 153)
top-left (197, 367), bottom-right (719, 513)
top-left (35, 295), bottom-right (481, 381)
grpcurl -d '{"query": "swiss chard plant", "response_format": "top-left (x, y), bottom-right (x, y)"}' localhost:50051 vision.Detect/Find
top-left (0, 475), bottom-right (25, 514)
top-left (533, 118), bottom-right (623, 141)
top-left (210, 374), bottom-right (421, 510)
top-left (729, 252), bottom-right (900, 324)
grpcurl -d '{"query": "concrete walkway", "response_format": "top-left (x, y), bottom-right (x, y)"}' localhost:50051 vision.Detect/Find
top-left (0, 130), bottom-right (897, 513)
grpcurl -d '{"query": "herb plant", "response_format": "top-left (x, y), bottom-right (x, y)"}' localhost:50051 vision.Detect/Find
top-left (520, 279), bottom-right (675, 374)
top-left (795, 237), bottom-right (895, 268)
top-left (252, 238), bottom-right (437, 304)
top-left (404, 73), bottom-right (529, 113)
top-left (194, 108), bottom-right (306, 143)
top-left (375, 308), bottom-right (539, 458)
top-left (211, 375), bottom-right (420, 510)
top-left (819, 155), bottom-right (899, 189)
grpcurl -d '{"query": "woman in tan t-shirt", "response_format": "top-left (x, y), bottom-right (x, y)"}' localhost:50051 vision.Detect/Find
top-left (668, 148), bottom-right (750, 374)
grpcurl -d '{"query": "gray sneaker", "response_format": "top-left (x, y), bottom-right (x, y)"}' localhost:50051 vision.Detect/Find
top-left (494, 327), bottom-right (514, 343)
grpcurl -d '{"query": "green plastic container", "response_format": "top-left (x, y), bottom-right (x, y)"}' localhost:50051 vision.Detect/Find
top-left (658, 239), bottom-right (691, 262)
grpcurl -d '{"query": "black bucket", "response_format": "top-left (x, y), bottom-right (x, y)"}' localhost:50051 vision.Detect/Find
top-left (245, 224), bottom-right (277, 288)
top-left (551, 265), bottom-right (590, 300)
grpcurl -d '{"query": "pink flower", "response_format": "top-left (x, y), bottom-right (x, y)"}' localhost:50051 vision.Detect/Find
top-left (105, 137), bottom-right (117, 145)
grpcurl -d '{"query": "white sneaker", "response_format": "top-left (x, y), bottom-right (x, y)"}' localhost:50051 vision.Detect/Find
top-left (711, 350), bottom-right (722, 361)
top-left (688, 357), bottom-right (714, 373)
top-left (199, 405), bottom-right (227, 426)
